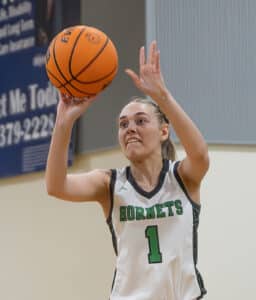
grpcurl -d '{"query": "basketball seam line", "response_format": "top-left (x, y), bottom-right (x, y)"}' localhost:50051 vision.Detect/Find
top-left (47, 62), bottom-right (97, 96)
top-left (69, 36), bottom-right (110, 82)
top-left (52, 32), bottom-right (97, 96)
top-left (46, 62), bottom-right (74, 96)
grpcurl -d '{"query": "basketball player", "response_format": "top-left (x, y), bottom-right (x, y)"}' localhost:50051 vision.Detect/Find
top-left (46, 41), bottom-right (209, 300)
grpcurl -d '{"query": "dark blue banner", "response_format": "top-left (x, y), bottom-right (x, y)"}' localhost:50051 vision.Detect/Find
top-left (0, 0), bottom-right (74, 178)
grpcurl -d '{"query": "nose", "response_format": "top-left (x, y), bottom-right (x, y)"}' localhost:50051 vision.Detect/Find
top-left (126, 120), bottom-right (137, 133)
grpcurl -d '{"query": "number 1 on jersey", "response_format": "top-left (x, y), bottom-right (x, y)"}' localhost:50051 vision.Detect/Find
top-left (145, 225), bottom-right (162, 264)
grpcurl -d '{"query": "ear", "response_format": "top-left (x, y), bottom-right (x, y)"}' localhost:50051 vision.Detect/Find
top-left (160, 123), bottom-right (169, 142)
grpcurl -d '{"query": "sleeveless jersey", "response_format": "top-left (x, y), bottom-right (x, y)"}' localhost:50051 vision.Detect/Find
top-left (107, 160), bottom-right (206, 300)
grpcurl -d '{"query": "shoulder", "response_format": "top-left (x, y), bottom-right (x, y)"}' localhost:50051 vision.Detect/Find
top-left (165, 160), bottom-right (201, 205)
top-left (110, 166), bottom-right (128, 181)
top-left (163, 159), bottom-right (179, 177)
top-left (106, 166), bottom-right (130, 196)
top-left (95, 168), bottom-right (125, 218)
top-left (92, 167), bottom-right (127, 192)
top-left (94, 168), bottom-right (112, 177)
top-left (91, 168), bottom-right (112, 185)
top-left (176, 160), bottom-right (202, 204)
top-left (78, 168), bottom-right (112, 195)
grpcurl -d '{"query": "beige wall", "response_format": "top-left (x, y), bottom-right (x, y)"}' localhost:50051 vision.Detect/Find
top-left (0, 145), bottom-right (256, 300)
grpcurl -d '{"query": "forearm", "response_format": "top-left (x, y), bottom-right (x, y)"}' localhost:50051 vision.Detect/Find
top-left (45, 118), bottom-right (73, 195)
top-left (153, 88), bottom-right (208, 160)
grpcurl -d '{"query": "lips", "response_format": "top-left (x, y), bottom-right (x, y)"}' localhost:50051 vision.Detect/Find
top-left (126, 137), bottom-right (141, 146)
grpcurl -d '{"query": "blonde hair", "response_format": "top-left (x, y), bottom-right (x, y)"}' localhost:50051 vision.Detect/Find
top-left (129, 97), bottom-right (176, 161)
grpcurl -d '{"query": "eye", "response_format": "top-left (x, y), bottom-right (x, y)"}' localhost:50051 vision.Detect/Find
top-left (135, 118), bottom-right (148, 126)
top-left (119, 120), bottom-right (128, 129)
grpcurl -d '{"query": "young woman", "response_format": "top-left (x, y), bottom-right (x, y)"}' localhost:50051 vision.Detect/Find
top-left (46, 41), bottom-right (209, 300)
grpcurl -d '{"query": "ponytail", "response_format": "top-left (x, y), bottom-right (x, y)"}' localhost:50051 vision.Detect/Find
top-left (161, 138), bottom-right (176, 161)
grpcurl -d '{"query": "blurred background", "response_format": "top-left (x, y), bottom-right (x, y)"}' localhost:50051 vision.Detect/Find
top-left (0, 0), bottom-right (255, 299)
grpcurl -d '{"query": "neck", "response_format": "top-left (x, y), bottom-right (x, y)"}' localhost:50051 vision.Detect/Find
top-left (130, 155), bottom-right (164, 190)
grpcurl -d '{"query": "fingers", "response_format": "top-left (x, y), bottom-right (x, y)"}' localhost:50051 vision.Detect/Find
top-left (125, 69), bottom-right (142, 89)
top-left (125, 68), bottom-right (139, 81)
top-left (148, 40), bottom-right (157, 65)
top-left (60, 92), bottom-right (96, 105)
top-left (155, 49), bottom-right (161, 73)
top-left (140, 41), bottom-right (160, 73)
top-left (60, 92), bottom-right (71, 103)
top-left (78, 95), bottom-right (95, 102)
top-left (139, 46), bottom-right (145, 67)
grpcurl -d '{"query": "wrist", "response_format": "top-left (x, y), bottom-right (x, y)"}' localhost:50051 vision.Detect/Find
top-left (55, 115), bottom-right (75, 130)
top-left (151, 87), bottom-right (170, 103)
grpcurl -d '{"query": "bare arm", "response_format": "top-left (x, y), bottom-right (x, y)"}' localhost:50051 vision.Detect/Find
top-left (126, 41), bottom-right (209, 201)
top-left (45, 95), bottom-right (110, 208)
top-left (151, 89), bottom-right (209, 187)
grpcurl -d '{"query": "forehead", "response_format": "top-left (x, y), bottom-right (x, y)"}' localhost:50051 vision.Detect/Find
top-left (119, 102), bottom-right (155, 118)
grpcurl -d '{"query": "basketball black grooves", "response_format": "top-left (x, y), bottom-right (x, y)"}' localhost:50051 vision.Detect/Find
top-left (52, 29), bottom-right (97, 96)
top-left (51, 27), bottom-right (115, 97)
top-left (69, 35), bottom-right (109, 83)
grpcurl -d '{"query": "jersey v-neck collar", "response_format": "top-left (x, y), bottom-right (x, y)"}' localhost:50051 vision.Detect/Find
top-left (125, 159), bottom-right (169, 199)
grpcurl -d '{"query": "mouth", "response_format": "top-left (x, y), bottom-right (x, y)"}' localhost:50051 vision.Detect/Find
top-left (125, 138), bottom-right (142, 146)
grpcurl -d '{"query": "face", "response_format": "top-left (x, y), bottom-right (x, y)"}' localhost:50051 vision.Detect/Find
top-left (118, 102), bottom-right (169, 162)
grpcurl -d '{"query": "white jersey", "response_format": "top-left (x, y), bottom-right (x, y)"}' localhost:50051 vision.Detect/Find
top-left (107, 160), bottom-right (206, 300)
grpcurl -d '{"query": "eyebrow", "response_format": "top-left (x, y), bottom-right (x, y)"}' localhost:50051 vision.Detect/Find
top-left (119, 112), bottom-right (149, 120)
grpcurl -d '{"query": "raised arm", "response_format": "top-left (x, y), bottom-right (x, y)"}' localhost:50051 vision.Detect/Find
top-left (45, 94), bottom-right (110, 210)
top-left (126, 41), bottom-right (209, 202)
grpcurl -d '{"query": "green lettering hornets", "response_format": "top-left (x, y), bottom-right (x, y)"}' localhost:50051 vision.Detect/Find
top-left (119, 200), bottom-right (183, 222)
top-left (46, 41), bottom-right (209, 299)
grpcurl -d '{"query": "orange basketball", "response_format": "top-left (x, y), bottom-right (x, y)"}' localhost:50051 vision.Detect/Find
top-left (45, 25), bottom-right (118, 98)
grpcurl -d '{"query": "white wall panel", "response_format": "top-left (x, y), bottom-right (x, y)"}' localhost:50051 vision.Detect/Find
top-left (147, 0), bottom-right (256, 144)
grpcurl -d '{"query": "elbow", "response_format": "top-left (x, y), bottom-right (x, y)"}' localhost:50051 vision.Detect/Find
top-left (46, 185), bottom-right (58, 197)
top-left (46, 188), bottom-right (65, 200)
top-left (196, 147), bottom-right (210, 171)
top-left (191, 144), bottom-right (210, 170)
top-left (45, 181), bottom-right (62, 198)
top-left (45, 173), bottom-right (65, 198)
top-left (201, 151), bottom-right (210, 170)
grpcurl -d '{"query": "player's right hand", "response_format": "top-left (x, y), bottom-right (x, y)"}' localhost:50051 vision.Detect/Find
top-left (56, 92), bottom-right (97, 125)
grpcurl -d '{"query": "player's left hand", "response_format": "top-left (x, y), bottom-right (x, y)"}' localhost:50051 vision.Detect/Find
top-left (125, 41), bottom-right (167, 100)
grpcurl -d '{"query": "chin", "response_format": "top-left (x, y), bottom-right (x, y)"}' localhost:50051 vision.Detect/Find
top-left (124, 150), bottom-right (148, 163)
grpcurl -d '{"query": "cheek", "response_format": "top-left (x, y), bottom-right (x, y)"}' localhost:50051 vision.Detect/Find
top-left (145, 127), bottom-right (161, 141)
top-left (118, 130), bottom-right (124, 146)
top-left (143, 131), bottom-right (162, 150)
